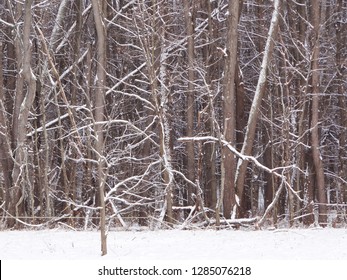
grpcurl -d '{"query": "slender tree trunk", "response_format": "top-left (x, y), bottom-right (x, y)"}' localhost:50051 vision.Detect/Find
top-left (69, 0), bottom-right (83, 225)
top-left (310, 0), bottom-right (327, 226)
top-left (91, 0), bottom-right (107, 255)
top-left (154, 1), bottom-right (174, 226)
top-left (84, 44), bottom-right (95, 225)
top-left (183, 0), bottom-right (196, 207)
top-left (49, 0), bottom-right (70, 51)
top-left (12, 3), bottom-right (25, 152)
top-left (0, 43), bottom-right (14, 219)
top-left (3, 2), bottom-right (16, 119)
top-left (9, 0), bottom-right (37, 227)
top-left (235, 0), bottom-right (282, 218)
top-left (291, 0), bottom-right (311, 224)
top-left (218, 0), bottom-right (240, 221)
top-left (39, 87), bottom-right (52, 220)
top-left (202, 0), bottom-right (217, 210)
top-left (335, 0), bottom-right (347, 206)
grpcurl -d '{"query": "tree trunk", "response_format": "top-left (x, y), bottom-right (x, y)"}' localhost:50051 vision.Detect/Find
top-left (310, 0), bottom-right (327, 226)
top-left (335, 0), bottom-right (347, 206)
top-left (219, 0), bottom-right (240, 221)
top-left (292, 0), bottom-right (311, 224)
top-left (202, 0), bottom-right (218, 210)
top-left (235, 0), bottom-right (282, 218)
top-left (9, 0), bottom-right (37, 227)
top-left (183, 0), bottom-right (196, 207)
top-left (0, 42), bottom-right (14, 219)
top-left (49, 0), bottom-right (70, 51)
top-left (91, 0), bottom-right (107, 255)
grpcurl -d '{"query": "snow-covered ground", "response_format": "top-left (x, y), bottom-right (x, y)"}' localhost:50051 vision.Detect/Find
top-left (1, 227), bottom-right (346, 260)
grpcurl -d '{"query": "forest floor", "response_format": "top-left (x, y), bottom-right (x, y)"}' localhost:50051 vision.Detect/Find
top-left (1, 227), bottom-right (347, 260)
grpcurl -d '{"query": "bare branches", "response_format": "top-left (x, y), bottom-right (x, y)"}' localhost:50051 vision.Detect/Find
top-left (179, 136), bottom-right (302, 203)
top-left (0, 0), bottom-right (346, 232)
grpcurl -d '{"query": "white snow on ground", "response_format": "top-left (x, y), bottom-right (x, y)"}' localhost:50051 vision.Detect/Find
top-left (0, 228), bottom-right (346, 260)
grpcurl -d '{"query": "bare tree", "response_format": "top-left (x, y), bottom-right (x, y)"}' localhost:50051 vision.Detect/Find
top-left (0, 42), bottom-right (13, 220)
top-left (309, 0), bottom-right (327, 226)
top-left (91, 0), bottom-right (107, 255)
top-left (183, 0), bottom-right (196, 208)
top-left (234, 0), bottom-right (282, 218)
top-left (8, 0), bottom-right (37, 227)
top-left (1, 0), bottom-right (346, 232)
top-left (217, 0), bottom-right (241, 223)
top-left (335, 0), bottom-right (347, 208)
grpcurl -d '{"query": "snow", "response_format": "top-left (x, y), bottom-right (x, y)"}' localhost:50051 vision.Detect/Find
top-left (1, 227), bottom-right (346, 260)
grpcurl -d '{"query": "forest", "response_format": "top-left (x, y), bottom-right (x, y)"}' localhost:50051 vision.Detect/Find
top-left (0, 0), bottom-right (346, 237)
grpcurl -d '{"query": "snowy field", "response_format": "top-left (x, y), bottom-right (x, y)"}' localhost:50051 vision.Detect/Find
top-left (1, 227), bottom-right (347, 260)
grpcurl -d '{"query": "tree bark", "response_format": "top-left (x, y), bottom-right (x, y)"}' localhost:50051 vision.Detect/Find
top-left (335, 0), bottom-right (347, 206)
top-left (183, 0), bottom-right (196, 207)
top-left (219, 0), bottom-right (240, 221)
top-left (310, 0), bottom-right (327, 226)
top-left (234, 0), bottom-right (282, 218)
top-left (0, 42), bottom-right (14, 218)
top-left (91, 0), bottom-right (107, 255)
top-left (9, 0), bottom-right (37, 227)
top-left (202, 0), bottom-right (218, 210)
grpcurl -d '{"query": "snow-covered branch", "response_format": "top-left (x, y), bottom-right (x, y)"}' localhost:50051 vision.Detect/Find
top-left (178, 136), bottom-right (302, 202)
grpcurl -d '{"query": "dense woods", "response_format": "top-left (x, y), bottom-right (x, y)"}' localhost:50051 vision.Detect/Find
top-left (0, 0), bottom-right (346, 230)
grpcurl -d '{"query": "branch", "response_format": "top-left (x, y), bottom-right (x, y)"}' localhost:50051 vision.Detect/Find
top-left (106, 62), bottom-right (147, 96)
top-left (178, 136), bottom-right (302, 202)
top-left (27, 105), bottom-right (88, 137)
